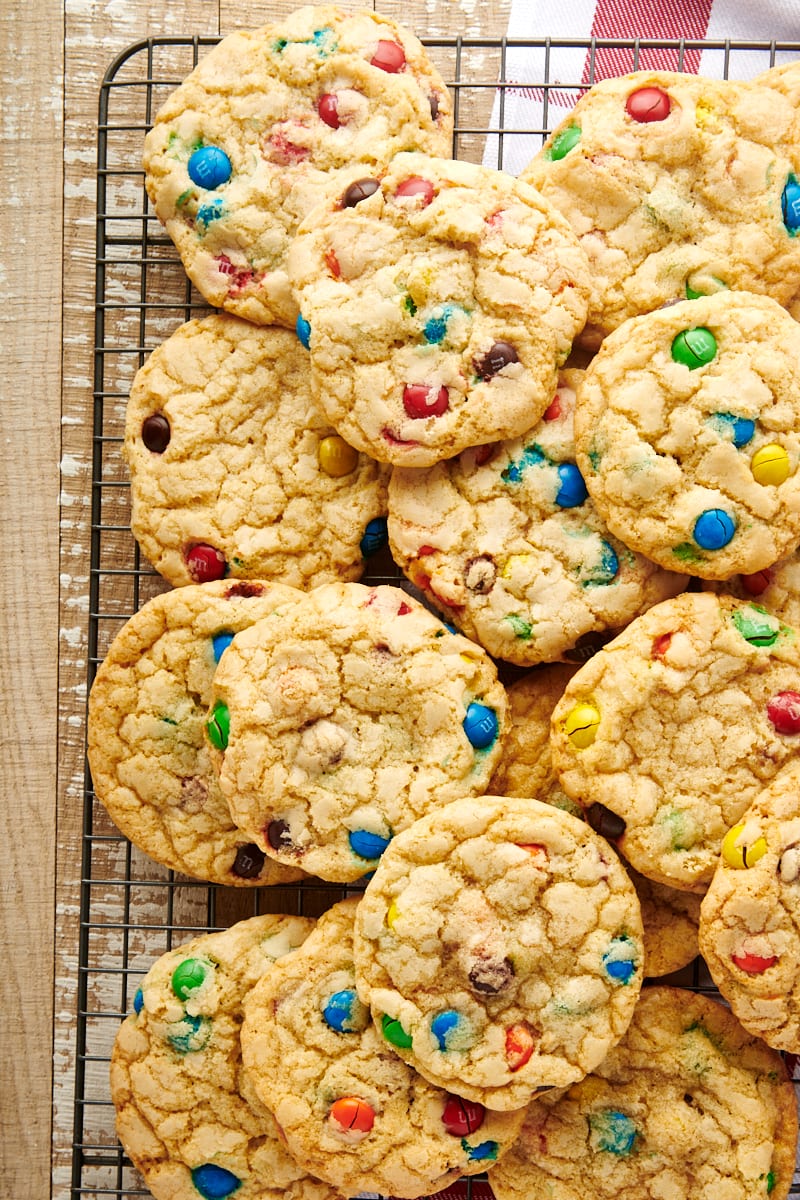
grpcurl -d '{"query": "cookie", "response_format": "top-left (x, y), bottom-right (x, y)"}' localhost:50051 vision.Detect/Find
top-left (625, 864), bottom-right (701, 979)
top-left (353, 794), bottom-right (644, 1111)
top-left (522, 71), bottom-right (800, 348)
top-left (207, 582), bottom-right (508, 883)
top-left (109, 914), bottom-right (334, 1200)
top-left (753, 60), bottom-right (800, 106)
top-left (88, 579), bottom-right (305, 886)
top-left (240, 898), bottom-right (524, 1197)
top-left (487, 985), bottom-right (798, 1200)
top-left (489, 668), bottom-right (700, 977)
top-left (699, 760), bottom-right (800, 1052)
top-left (124, 314), bottom-right (389, 590)
top-left (143, 6), bottom-right (453, 327)
top-left (550, 591), bottom-right (800, 892)
top-left (573, 292), bottom-right (800, 580)
top-left (287, 152), bottom-right (590, 466)
top-left (487, 664), bottom-right (583, 806)
top-left (704, 544), bottom-right (800, 630)
top-left (388, 370), bottom-right (684, 663)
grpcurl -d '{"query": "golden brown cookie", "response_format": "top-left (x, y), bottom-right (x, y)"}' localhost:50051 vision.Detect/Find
top-left (353, 795), bottom-right (644, 1111)
top-left (143, 6), bottom-right (453, 326)
top-left (488, 986), bottom-right (798, 1200)
top-left (88, 580), bottom-right (305, 886)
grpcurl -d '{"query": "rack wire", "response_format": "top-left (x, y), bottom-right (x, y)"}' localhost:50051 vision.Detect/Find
top-left (77, 32), bottom-right (800, 1199)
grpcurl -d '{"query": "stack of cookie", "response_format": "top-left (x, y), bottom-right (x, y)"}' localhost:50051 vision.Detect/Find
top-left (90, 11), bottom-right (800, 1197)
top-left (111, 808), bottom-right (797, 1200)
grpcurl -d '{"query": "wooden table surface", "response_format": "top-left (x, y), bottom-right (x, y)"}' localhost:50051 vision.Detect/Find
top-left (8, 3), bottom-right (800, 1198)
top-left (1, 1), bottom-right (510, 1195)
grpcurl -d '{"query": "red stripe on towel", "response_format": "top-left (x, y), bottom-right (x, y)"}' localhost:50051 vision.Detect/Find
top-left (582, 0), bottom-right (715, 82)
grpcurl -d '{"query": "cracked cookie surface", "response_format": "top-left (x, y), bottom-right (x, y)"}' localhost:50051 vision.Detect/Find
top-left (551, 591), bottom-right (800, 892)
top-left (143, 6), bottom-right (453, 326)
top-left (288, 152), bottom-right (590, 466)
top-left (574, 292), bottom-right (800, 580)
top-left (353, 794), bottom-right (644, 1110)
top-left (125, 314), bottom-right (388, 590)
top-left (388, 369), bottom-right (684, 663)
top-left (704, 543), bottom-right (800, 630)
top-left (88, 580), bottom-right (305, 886)
top-left (522, 71), bottom-right (800, 348)
top-left (487, 985), bottom-right (797, 1200)
top-left (240, 898), bottom-right (524, 1197)
top-left (490, 668), bottom-right (700, 977)
top-left (208, 582), bottom-right (508, 882)
top-left (110, 914), bottom-right (330, 1200)
top-left (699, 760), bottom-right (800, 1052)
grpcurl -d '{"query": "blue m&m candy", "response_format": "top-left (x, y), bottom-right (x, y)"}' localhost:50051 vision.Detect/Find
top-left (296, 313), bottom-right (311, 348)
top-left (555, 462), bottom-right (588, 508)
top-left (602, 936), bottom-right (638, 984)
top-left (463, 1140), bottom-right (499, 1162)
top-left (188, 146), bottom-right (232, 190)
top-left (463, 702), bottom-right (498, 749)
top-left (323, 989), bottom-right (364, 1033)
top-left (132, 987), bottom-right (144, 1015)
top-left (591, 1110), bottom-right (640, 1156)
top-left (190, 1163), bottom-right (242, 1199)
top-left (693, 508), bottom-right (736, 551)
top-left (730, 417), bottom-right (755, 447)
top-left (212, 631), bottom-right (234, 662)
top-left (782, 175), bottom-right (800, 233)
top-left (360, 517), bottom-right (388, 557)
top-left (349, 829), bottom-right (391, 860)
top-left (431, 1009), bottom-right (470, 1050)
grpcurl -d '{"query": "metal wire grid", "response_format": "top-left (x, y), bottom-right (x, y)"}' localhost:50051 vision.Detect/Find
top-left (77, 32), bottom-right (800, 1199)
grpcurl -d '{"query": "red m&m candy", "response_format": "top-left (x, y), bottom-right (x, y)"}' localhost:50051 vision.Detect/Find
top-left (625, 86), bottom-right (672, 123)
top-left (318, 93), bottom-right (340, 129)
top-left (186, 544), bottom-right (226, 582)
top-left (442, 1095), bottom-right (485, 1136)
top-left (395, 177), bottom-right (435, 206)
top-left (767, 691), bottom-right (800, 735)
top-left (403, 383), bottom-right (449, 418)
top-left (370, 39), bottom-right (406, 72)
top-left (731, 950), bottom-right (778, 974)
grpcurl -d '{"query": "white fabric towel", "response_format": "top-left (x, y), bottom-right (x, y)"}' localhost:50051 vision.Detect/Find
top-left (484, 0), bottom-right (800, 175)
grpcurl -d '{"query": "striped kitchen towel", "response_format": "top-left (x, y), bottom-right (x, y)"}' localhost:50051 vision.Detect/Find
top-left (484, 0), bottom-right (800, 174)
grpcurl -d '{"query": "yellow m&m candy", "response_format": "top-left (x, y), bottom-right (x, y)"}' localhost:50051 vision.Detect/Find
top-left (563, 701), bottom-right (600, 749)
top-left (721, 822), bottom-right (767, 868)
top-left (319, 435), bottom-right (358, 477)
top-left (751, 443), bottom-right (791, 487)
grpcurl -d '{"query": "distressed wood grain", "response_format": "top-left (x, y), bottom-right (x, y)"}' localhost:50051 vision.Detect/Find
top-left (1, 4), bottom-right (63, 1196)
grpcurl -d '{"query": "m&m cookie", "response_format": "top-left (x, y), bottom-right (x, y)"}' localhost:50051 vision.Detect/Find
top-left (240, 899), bottom-right (524, 1197)
top-left (353, 795), bottom-right (644, 1110)
top-left (125, 314), bottom-right (388, 591)
top-left (488, 986), bottom-right (798, 1200)
top-left (207, 583), bottom-right (507, 882)
top-left (143, 6), bottom-right (453, 326)
top-left (110, 915), bottom-right (326, 1200)
top-left (87, 581), bottom-right (305, 886)
top-left (551, 592), bottom-right (800, 892)
top-left (388, 370), bottom-right (684, 664)
top-left (288, 153), bottom-right (590, 466)
top-left (574, 292), bottom-right (800, 579)
top-left (522, 71), bottom-right (800, 347)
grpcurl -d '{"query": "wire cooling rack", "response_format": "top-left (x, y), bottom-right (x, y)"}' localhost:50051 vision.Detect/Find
top-left (77, 32), bottom-right (800, 1200)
